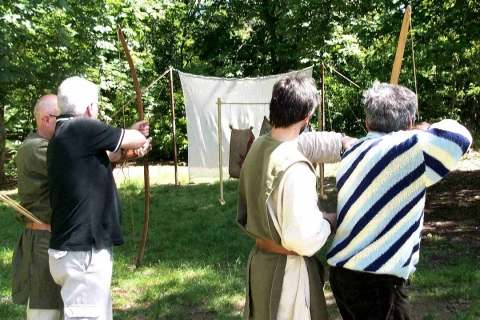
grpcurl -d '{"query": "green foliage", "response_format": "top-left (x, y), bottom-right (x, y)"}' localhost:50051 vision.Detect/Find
top-left (4, 141), bottom-right (18, 182)
top-left (1, 0), bottom-right (479, 172)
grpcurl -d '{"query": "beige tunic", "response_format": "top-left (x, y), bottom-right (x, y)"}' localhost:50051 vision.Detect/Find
top-left (237, 132), bottom-right (342, 320)
top-left (269, 132), bottom-right (342, 319)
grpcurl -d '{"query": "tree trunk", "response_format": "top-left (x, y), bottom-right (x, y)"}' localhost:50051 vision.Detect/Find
top-left (0, 105), bottom-right (6, 185)
top-left (262, 0), bottom-right (280, 72)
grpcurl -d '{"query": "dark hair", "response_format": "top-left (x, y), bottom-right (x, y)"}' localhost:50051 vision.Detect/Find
top-left (269, 76), bottom-right (319, 128)
top-left (363, 81), bottom-right (418, 133)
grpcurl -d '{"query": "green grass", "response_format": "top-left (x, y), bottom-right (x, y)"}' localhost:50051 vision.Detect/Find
top-left (409, 247), bottom-right (480, 319)
top-left (1, 175), bottom-right (479, 319)
top-left (111, 179), bottom-right (249, 319)
top-left (0, 193), bottom-right (27, 320)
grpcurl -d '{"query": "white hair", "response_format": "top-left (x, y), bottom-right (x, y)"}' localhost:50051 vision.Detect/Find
top-left (57, 76), bottom-right (99, 115)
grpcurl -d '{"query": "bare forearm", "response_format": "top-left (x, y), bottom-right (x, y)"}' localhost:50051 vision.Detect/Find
top-left (108, 149), bottom-right (122, 163)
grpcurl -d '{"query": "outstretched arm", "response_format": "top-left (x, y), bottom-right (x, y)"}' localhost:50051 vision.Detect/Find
top-left (297, 132), bottom-right (358, 163)
top-left (418, 119), bottom-right (472, 186)
top-left (108, 120), bottom-right (151, 162)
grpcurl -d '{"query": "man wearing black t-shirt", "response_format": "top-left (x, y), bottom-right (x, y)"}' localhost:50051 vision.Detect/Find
top-left (47, 76), bottom-right (152, 320)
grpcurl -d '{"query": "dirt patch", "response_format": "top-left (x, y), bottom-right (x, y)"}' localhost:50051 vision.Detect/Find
top-left (423, 168), bottom-right (480, 260)
top-left (410, 296), bottom-right (475, 320)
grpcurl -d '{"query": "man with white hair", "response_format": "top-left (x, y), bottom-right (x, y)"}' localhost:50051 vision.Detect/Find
top-left (327, 81), bottom-right (472, 319)
top-left (47, 76), bottom-right (152, 320)
top-left (13, 94), bottom-right (63, 319)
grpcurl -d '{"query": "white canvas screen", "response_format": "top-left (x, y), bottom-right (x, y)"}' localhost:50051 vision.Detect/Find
top-left (178, 67), bottom-right (313, 181)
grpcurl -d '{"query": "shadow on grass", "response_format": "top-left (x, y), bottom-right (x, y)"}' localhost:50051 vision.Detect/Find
top-left (113, 179), bottom-right (249, 319)
top-left (113, 271), bottom-right (241, 319)
top-left (118, 179), bottom-right (251, 267)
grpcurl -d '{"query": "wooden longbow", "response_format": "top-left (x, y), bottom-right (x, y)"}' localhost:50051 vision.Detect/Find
top-left (116, 24), bottom-right (151, 269)
top-left (391, 5), bottom-right (412, 85)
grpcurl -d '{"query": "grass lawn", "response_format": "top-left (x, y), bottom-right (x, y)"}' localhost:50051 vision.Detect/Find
top-left (1, 158), bottom-right (479, 319)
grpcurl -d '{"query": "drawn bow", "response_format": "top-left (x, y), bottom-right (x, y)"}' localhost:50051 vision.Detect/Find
top-left (116, 24), bottom-right (150, 268)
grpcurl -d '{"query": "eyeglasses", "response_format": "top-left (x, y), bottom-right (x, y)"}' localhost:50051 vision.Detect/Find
top-left (91, 102), bottom-right (101, 111)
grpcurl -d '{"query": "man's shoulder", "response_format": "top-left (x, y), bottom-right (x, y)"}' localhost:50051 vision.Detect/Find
top-left (18, 132), bottom-right (48, 154)
top-left (342, 131), bottom-right (419, 160)
top-left (362, 130), bottom-right (419, 146)
top-left (275, 141), bottom-right (313, 172)
top-left (61, 117), bottom-right (104, 128)
top-left (55, 117), bottom-right (114, 137)
top-left (23, 131), bottom-right (48, 143)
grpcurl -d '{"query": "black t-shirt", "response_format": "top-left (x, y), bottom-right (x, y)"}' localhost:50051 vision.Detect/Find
top-left (47, 116), bottom-right (125, 251)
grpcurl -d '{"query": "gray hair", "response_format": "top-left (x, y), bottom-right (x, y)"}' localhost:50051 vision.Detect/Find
top-left (363, 81), bottom-right (417, 133)
top-left (57, 76), bottom-right (99, 115)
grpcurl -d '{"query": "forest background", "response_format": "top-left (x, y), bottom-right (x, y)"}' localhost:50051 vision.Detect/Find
top-left (1, 0), bottom-right (479, 182)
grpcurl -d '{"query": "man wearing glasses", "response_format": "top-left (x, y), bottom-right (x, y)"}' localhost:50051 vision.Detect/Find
top-left (13, 94), bottom-right (63, 319)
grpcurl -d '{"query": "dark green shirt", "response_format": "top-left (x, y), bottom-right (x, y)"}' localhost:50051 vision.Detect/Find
top-left (12, 130), bottom-right (63, 309)
top-left (16, 131), bottom-right (51, 223)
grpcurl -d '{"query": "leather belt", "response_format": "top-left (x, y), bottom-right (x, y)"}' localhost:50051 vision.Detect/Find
top-left (26, 222), bottom-right (51, 232)
top-left (255, 238), bottom-right (299, 256)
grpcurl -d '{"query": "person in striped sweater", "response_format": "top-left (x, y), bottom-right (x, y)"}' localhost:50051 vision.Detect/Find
top-left (327, 81), bottom-right (472, 319)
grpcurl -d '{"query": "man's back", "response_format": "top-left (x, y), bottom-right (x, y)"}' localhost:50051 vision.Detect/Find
top-left (16, 132), bottom-right (51, 222)
top-left (48, 117), bottom-right (124, 251)
top-left (328, 120), bottom-right (472, 279)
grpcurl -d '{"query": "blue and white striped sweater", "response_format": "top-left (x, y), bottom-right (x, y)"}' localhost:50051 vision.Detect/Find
top-left (327, 120), bottom-right (472, 279)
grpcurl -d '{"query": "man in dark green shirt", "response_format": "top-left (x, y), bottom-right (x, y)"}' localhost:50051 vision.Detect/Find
top-left (12, 94), bottom-right (63, 319)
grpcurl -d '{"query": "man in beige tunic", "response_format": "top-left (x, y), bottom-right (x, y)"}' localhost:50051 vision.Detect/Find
top-left (237, 76), bottom-right (356, 319)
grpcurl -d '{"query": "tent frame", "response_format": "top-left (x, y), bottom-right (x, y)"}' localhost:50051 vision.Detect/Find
top-left (216, 95), bottom-right (328, 205)
top-left (216, 98), bottom-right (269, 205)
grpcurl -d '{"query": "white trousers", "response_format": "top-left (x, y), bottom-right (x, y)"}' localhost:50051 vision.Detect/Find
top-left (27, 298), bottom-right (62, 320)
top-left (49, 247), bottom-right (113, 320)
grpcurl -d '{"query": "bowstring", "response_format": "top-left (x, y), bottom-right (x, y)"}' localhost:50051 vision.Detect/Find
top-left (324, 64), bottom-right (367, 133)
top-left (409, 10), bottom-right (419, 121)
